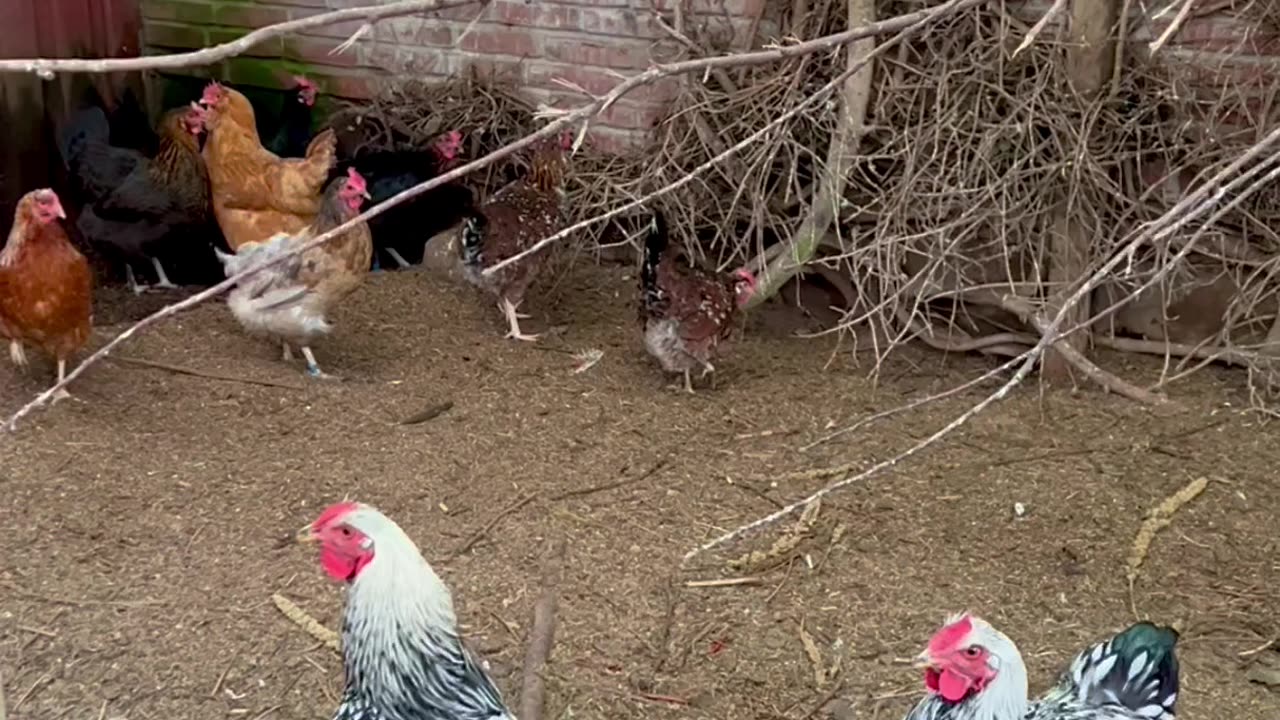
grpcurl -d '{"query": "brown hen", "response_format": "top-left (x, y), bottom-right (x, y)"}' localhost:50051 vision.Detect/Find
top-left (458, 132), bottom-right (572, 341)
top-left (0, 189), bottom-right (93, 401)
top-left (199, 81), bottom-right (337, 252)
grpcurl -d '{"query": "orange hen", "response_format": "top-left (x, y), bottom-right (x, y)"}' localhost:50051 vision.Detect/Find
top-left (0, 189), bottom-right (93, 400)
top-left (198, 81), bottom-right (337, 251)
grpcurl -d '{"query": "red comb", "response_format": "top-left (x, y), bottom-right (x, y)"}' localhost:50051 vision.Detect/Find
top-left (311, 501), bottom-right (360, 531)
top-left (293, 75), bottom-right (315, 89)
top-left (928, 615), bottom-right (974, 656)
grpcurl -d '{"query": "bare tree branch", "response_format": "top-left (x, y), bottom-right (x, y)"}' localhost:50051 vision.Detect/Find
top-left (0, 0), bottom-right (483, 76)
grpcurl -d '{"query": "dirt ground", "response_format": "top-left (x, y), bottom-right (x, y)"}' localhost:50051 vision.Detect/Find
top-left (1, 264), bottom-right (1277, 720)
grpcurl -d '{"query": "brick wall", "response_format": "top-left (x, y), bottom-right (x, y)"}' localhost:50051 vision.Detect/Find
top-left (141, 0), bottom-right (771, 153)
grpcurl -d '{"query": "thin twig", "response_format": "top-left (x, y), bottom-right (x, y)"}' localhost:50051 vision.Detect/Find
top-left (398, 400), bottom-right (455, 426)
top-left (1148, 0), bottom-right (1197, 55)
top-left (0, 0), bottom-right (482, 75)
top-left (1012, 0), bottom-right (1066, 57)
top-left (548, 458), bottom-right (669, 502)
top-left (449, 493), bottom-right (537, 558)
top-left (519, 538), bottom-right (566, 720)
top-left (108, 356), bottom-right (306, 391)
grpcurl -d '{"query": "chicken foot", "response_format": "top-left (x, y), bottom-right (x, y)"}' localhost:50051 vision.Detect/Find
top-left (278, 341), bottom-right (338, 380)
top-left (150, 257), bottom-right (179, 290)
top-left (384, 248), bottom-right (412, 269)
top-left (51, 358), bottom-right (73, 403)
top-left (500, 297), bottom-right (541, 342)
top-left (123, 258), bottom-right (178, 295)
top-left (9, 340), bottom-right (27, 367)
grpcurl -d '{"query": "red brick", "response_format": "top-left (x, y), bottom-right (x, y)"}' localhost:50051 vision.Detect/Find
top-left (209, 29), bottom-right (283, 57)
top-left (375, 16), bottom-right (453, 46)
top-left (459, 25), bottom-right (538, 57)
top-left (259, 0), bottom-right (326, 6)
top-left (587, 126), bottom-right (649, 155)
top-left (144, 22), bottom-right (206, 49)
top-left (288, 8), bottom-right (368, 41)
top-left (311, 71), bottom-right (382, 100)
top-left (456, 55), bottom-right (526, 83)
top-left (284, 37), bottom-right (362, 68)
top-left (400, 47), bottom-right (454, 76)
top-left (492, 1), bottom-right (656, 38)
top-left (651, 0), bottom-right (766, 15)
top-left (141, 1), bottom-right (212, 24)
top-left (213, 4), bottom-right (289, 28)
top-left (541, 34), bottom-right (650, 69)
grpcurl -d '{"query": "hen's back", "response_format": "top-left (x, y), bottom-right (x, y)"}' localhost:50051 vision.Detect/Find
top-left (1029, 622), bottom-right (1179, 720)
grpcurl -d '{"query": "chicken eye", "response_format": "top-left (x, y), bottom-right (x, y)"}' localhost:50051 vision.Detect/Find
top-left (964, 646), bottom-right (981, 657)
top-left (339, 527), bottom-right (352, 537)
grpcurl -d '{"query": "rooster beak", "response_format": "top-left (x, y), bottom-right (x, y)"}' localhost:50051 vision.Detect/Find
top-left (362, 190), bottom-right (372, 200)
top-left (912, 650), bottom-right (935, 669)
top-left (294, 523), bottom-right (318, 544)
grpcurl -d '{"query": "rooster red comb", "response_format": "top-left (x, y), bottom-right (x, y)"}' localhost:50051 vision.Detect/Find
top-left (308, 501), bottom-right (362, 532)
top-left (345, 167), bottom-right (367, 193)
top-left (928, 614), bottom-right (975, 655)
top-left (293, 75), bottom-right (316, 90)
top-left (200, 81), bottom-right (224, 106)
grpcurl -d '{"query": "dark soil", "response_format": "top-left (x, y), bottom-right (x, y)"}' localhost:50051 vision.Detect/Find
top-left (1, 265), bottom-right (1276, 720)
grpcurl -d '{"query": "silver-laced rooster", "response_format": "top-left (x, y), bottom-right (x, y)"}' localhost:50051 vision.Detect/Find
top-left (905, 613), bottom-right (1179, 720)
top-left (296, 501), bottom-right (515, 720)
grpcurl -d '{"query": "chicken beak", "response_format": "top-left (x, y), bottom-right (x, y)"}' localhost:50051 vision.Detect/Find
top-left (361, 190), bottom-right (372, 200)
top-left (912, 650), bottom-right (935, 669)
top-left (295, 523), bottom-right (318, 544)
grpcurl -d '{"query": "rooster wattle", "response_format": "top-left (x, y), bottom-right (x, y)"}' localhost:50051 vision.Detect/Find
top-left (297, 501), bottom-right (515, 720)
top-left (906, 613), bottom-right (1179, 720)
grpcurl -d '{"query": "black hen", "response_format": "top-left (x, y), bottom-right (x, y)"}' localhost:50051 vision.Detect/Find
top-left (262, 76), bottom-right (317, 158)
top-left (331, 130), bottom-right (473, 270)
top-left (58, 103), bottom-right (216, 292)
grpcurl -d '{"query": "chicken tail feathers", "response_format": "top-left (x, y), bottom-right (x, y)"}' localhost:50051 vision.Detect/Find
top-left (640, 209), bottom-right (668, 316)
top-left (57, 106), bottom-right (110, 172)
top-left (460, 213), bottom-right (486, 267)
top-left (1063, 621), bottom-right (1179, 720)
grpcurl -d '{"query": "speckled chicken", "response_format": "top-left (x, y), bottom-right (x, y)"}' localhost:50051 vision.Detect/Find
top-left (458, 132), bottom-right (572, 341)
top-left (215, 168), bottom-right (372, 379)
top-left (639, 209), bottom-right (757, 392)
top-left (906, 613), bottom-right (1179, 720)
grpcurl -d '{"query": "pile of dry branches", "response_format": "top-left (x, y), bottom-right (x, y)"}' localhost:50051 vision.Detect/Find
top-left (332, 1), bottom-right (1280, 408)
top-left (602, 0), bottom-right (1280, 408)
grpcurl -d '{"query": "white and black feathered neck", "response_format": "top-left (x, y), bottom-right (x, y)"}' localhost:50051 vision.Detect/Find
top-left (333, 505), bottom-right (514, 720)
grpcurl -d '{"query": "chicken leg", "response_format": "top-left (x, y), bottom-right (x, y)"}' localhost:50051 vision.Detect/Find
top-left (125, 265), bottom-right (149, 295)
top-left (301, 346), bottom-right (339, 380)
top-left (9, 340), bottom-right (27, 367)
top-left (500, 297), bottom-right (540, 342)
top-left (384, 248), bottom-right (412, 269)
top-left (150, 256), bottom-right (179, 290)
top-left (51, 358), bottom-right (72, 403)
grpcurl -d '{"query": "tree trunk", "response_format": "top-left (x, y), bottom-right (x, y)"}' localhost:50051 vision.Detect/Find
top-left (744, 0), bottom-right (875, 309)
top-left (1042, 0), bottom-right (1118, 382)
